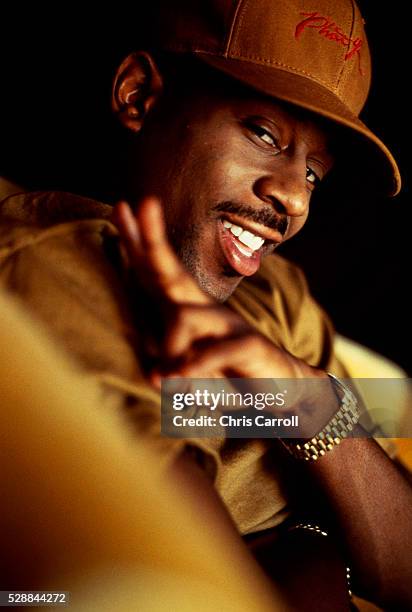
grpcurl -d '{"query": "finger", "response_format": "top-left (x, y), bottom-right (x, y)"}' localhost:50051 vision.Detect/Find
top-left (163, 304), bottom-right (249, 358)
top-left (112, 197), bottom-right (187, 295)
top-left (164, 335), bottom-right (262, 378)
top-left (137, 197), bottom-right (210, 304)
top-left (166, 335), bottom-right (298, 379)
top-left (136, 196), bottom-right (183, 280)
top-left (111, 200), bottom-right (143, 262)
top-left (113, 198), bottom-right (209, 304)
top-left (110, 201), bottom-right (143, 280)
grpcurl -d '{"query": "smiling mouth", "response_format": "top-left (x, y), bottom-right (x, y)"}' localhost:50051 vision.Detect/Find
top-left (223, 219), bottom-right (265, 252)
top-left (217, 216), bottom-right (281, 277)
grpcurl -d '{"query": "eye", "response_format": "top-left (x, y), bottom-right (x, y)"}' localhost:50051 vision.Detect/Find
top-left (246, 122), bottom-right (281, 151)
top-left (255, 126), bottom-right (276, 146)
top-left (306, 166), bottom-right (321, 187)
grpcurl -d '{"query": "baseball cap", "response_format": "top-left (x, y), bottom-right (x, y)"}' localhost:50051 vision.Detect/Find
top-left (149, 0), bottom-right (401, 196)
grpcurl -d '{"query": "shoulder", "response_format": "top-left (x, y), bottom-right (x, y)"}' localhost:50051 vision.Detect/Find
top-left (0, 189), bottom-right (113, 227)
top-left (0, 191), bottom-right (116, 264)
top-left (0, 190), bottom-right (140, 381)
top-left (0, 190), bottom-right (123, 325)
top-left (0, 190), bottom-right (116, 258)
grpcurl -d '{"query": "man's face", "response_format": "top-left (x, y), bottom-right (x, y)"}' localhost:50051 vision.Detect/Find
top-left (130, 81), bottom-right (333, 301)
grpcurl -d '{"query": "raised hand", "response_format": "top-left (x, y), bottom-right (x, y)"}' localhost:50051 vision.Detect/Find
top-left (111, 196), bottom-right (337, 434)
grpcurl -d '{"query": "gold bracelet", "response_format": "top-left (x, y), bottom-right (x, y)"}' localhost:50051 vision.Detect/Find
top-left (288, 522), bottom-right (353, 598)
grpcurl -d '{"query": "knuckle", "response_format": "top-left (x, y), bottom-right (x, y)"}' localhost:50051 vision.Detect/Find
top-left (168, 304), bottom-right (199, 337)
top-left (174, 304), bottom-right (192, 325)
top-left (243, 333), bottom-right (263, 352)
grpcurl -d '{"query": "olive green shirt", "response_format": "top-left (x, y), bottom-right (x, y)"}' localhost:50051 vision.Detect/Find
top-left (0, 190), bottom-right (345, 534)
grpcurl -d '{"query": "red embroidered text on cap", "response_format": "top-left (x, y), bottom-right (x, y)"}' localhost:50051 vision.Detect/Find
top-left (295, 11), bottom-right (363, 75)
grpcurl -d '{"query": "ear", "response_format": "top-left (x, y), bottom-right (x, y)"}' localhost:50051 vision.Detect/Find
top-left (111, 51), bottom-right (163, 132)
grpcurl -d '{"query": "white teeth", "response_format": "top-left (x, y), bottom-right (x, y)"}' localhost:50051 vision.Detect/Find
top-left (222, 219), bottom-right (265, 252)
top-left (234, 242), bottom-right (253, 257)
top-left (252, 235), bottom-right (265, 250)
top-left (238, 230), bottom-right (256, 249)
top-left (238, 230), bottom-right (265, 251)
top-left (230, 224), bottom-right (242, 237)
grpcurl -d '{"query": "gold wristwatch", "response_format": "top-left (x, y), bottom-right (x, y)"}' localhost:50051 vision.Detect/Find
top-left (281, 373), bottom-right (361, 462)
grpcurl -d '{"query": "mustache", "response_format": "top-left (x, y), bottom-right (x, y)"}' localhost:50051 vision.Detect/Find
top-left (212, 201), bottom-right (288, 236)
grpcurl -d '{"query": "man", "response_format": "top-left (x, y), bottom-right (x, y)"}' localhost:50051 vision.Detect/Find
top-left (1, 0), bottom-right (411, 608)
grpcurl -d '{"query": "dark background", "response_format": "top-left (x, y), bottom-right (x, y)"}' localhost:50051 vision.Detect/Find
top-left (1, 3), bottom-right (410, 373)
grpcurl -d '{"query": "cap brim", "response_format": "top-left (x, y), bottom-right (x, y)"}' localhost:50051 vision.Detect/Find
top-left (196, 53), bottom-right (401, 197)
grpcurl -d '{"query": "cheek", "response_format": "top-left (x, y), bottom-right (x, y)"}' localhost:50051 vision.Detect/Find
top-left (180, 123), bottom-right (255, 197)
top-left (188, 150), bottom-right (258, 205)
top-left (179, 157), bottom-right (238, 206)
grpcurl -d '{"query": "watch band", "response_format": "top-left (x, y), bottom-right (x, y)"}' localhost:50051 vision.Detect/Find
top-left (281, 373), bottom-right (361, 462)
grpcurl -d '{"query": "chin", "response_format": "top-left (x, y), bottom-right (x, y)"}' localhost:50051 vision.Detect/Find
top-left (180, 243), bottom-right (242, 302)
top-left (195, 270), bottom-right (242, 303)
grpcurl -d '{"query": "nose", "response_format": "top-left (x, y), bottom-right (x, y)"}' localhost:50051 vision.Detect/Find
top-left (253, 162), bottom-right (309, 218)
